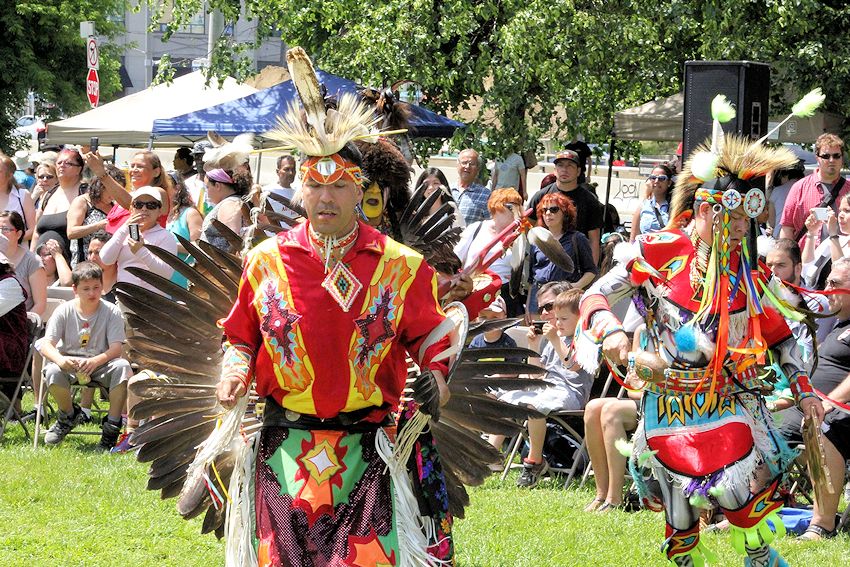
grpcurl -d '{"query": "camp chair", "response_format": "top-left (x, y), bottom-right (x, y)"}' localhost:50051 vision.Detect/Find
top-left (0, 313), bottom-right (43, 441)
top-left (33, 371), bottom-right (111, 448)
top-left (499, 365), bottom-right (617, 487)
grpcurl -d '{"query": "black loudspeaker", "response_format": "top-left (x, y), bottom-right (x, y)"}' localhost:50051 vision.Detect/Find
top-left (682, 61), bottom-right (770, 160)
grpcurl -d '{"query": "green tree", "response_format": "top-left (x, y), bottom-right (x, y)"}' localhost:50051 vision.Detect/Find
top-left (153, 0), bottom-right (850, 160)
top-left (1, 1), bottom-right (126, 153)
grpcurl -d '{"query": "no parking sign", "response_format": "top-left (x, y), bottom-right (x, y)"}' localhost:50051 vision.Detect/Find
top-left (86, 36), bottom-right (99, 108)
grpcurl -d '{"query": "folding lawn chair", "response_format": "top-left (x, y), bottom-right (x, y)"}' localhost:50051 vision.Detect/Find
top-left (0, 313), bottom-right (43, 441)
top-left (499, 365), bottom-right (618, 487)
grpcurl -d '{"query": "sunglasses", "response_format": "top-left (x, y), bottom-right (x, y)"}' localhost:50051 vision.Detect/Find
top-left (542, 206), bottom-right (562, 214)
top-left (37, 174), bottom-right (55, 180)
top-left (539, 302), bottom-right (554, 313)
top-left (132, 200), bottom-right (161, 210)
top-left (56, 161), bottom-right (83, 167)
top-left (0, 226), bottom-right (16, 233)
top-left (648, 174), bottom-right (669, 181)
top-left (818, 152), bottom-right (843, 161)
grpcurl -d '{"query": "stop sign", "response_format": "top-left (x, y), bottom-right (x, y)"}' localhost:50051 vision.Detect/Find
top-left (86, 68), bottom-right (100, 108)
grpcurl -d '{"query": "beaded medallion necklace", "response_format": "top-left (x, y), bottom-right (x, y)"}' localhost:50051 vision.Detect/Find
top-left (308, 222), bottom-right (362, 312)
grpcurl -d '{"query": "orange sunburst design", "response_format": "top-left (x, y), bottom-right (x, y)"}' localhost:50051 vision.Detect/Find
top-left (292, 431), bottom-right (347, 526)
top-left (344, 528), bottom-right (395, 567)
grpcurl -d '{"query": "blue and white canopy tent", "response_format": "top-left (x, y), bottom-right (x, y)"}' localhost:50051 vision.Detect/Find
top-left (152, 69), bottom-right (465, 142)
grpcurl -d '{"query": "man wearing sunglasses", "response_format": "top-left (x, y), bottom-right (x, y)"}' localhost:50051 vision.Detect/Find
top-left (780, 133), bottom-right (849, 246)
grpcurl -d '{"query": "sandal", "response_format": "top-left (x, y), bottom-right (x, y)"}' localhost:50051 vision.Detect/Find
top-left (583, 497), bottom-right (605, 512)
top-left (798, 524), bottom-right (837, 541)
top-left (596, 501), bottom-right (624, 513)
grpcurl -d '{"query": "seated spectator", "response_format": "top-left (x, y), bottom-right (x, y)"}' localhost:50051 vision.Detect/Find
top-left (0, 211), bottom-right (47, 316)
top-left (1, 153), bottom-right (37, 242)
top-left (455, 188), bottom-right (525, 316)
top-left (201, 168), bottom-right (250, 252)
top-left (67, 164), bottom-right (118, 267)
top-left (801, 192), bottom-right (850, 289)
top-left (583, 327), bottom-right (644, 512)
top-left (99, 187), bottom-right (177, 295)
top-left (774, 257), bottom-right (850, 540)
top-left (86, 234), bottom-right (117, 302)
top-left (630, 164), bottom-right (674, 241)
top-left (0, 252), bottom-right (29, 405)
top-left (496, 284), bottom-right (593, 488)
top-left (165, 172), bottom-right (203, 289)
top-left (36, 239), bottom-right (72, 287)
top-left (38, 262), bottom-right (131, 449)
top-left (767, 238), bottom-right (831, 347)
top-left (527, 193), bottom-right (597, 314)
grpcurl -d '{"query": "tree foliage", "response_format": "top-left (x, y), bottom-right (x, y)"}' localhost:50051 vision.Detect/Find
top-left (154, 0), bottom-right (850, 160)
top-left (0, 0), bottom-right (126, 153)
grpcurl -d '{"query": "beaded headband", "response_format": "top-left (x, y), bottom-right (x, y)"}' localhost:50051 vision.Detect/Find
top-left (300, 154), bottom-right (363, 185)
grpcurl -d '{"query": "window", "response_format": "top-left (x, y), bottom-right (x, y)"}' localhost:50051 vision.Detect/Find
top-left (158, 3), bottom-right (205, 35)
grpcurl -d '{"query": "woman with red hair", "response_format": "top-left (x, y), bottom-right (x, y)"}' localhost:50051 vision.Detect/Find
top-left (454, 187), bottom-right (525, 315)
top-left (527, 192), bottom-right (596, 314)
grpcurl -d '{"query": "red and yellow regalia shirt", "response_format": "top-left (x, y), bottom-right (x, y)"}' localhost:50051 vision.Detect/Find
top-left (221, 221), bottom-right (449, 422)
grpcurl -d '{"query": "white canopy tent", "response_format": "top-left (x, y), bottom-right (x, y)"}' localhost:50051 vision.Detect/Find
top-left (613, 92), bottom-right (843, 143)
top-left (44, 71), bottom-right (258, 147)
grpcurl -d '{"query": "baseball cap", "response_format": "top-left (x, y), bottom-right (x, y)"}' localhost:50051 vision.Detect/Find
top-left (130, 186), bottom-right (163, 204)
top-left (483, 295), bottom-right (507, 314)
top-left (192, 140), bottom-right (213, 157)
top-left (553, 149), bottom-right (580, 166)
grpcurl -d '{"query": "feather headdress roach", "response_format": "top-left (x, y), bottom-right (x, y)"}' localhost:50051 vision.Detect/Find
top-left (265, 47), bottom-right (381, 157)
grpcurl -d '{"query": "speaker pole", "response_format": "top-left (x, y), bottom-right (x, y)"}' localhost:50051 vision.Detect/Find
top-left (603, 135), bottom-right (615, 233)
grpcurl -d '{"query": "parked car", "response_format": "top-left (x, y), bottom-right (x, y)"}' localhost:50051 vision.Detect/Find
top-left (12, 115), bottom-right (46, 142)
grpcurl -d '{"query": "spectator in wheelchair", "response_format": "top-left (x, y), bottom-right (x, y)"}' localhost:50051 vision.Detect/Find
top-left (37, 262), bottom-right (131, 450)
top-left (493, 283), bottom-right (593, 488)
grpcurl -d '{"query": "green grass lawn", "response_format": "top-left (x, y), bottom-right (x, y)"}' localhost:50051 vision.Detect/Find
top-left (0, 421), bottom-right (848, 566)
